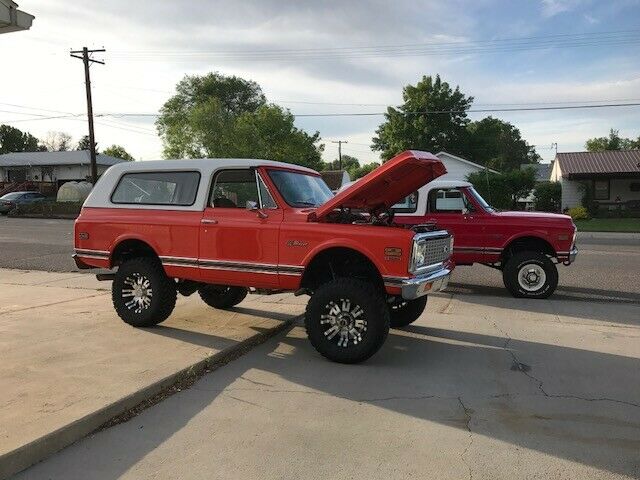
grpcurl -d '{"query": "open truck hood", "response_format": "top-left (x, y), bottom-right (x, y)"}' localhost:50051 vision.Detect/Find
top-left (313, 150), bottom-right (446, 221)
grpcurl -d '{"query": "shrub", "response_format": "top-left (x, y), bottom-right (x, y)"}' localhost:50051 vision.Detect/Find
top-left (533, 181), bottom-right (561, 212)
top-left (567, 206), bottom-right (589, 220)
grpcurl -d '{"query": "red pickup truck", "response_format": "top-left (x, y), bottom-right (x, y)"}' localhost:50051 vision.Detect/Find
top-left (392, 180), bottom-right (577, 298)
top-left (74, 151), bottom-right (454, 363)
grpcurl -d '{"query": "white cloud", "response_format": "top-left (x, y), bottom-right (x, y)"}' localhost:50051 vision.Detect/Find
top-left (540, 0), bottom-right (585, 17)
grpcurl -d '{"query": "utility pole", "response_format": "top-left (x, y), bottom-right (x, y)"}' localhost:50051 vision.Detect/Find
top-left (331, 140), bottom-right (348, 170)
top-left (70, 47), bottom-right (105, 184)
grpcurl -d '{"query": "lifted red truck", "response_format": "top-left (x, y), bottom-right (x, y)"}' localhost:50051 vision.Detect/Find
top-left (74, 151), bottom-right (454, 363)
top-left (392, 179), bottom-right (577, 298)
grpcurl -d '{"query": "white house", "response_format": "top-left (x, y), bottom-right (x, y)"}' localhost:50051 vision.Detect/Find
top-left (551, 150), bottom-right (640, 212)
top-left (434, 151), bottom-right (499, 181)
top-left (0, 151), bottom-right (125, 189)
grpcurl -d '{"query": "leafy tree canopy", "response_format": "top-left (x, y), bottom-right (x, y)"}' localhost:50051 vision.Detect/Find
top-left (466, 116), bottom-right (540, 171)
top-left (585, 129), bottom-right (639, 151)
top-left (0, 124), bottom-right (44, 154)
top-left (467, 167), bottom-right (536, 210)
top-left (322, 154), bottom-right (380, 180)
top-left (76, 135), bottom-right (98, 152)
top-left (103, 144), bottom-right (135, 161)
top-left (156, 72), bottom-right (323, 169)
top-left (372, 75), bottom-right (473, 161)
top-left (533, 181), bottom-right (562, 212)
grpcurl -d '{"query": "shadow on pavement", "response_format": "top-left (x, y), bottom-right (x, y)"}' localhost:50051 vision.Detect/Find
top-left (18, 313), bottom-right (640, 479)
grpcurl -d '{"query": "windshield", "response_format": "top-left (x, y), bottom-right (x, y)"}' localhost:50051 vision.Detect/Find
top-left (1, 192), bottom-right (23, 200)
top-left (268, 169), bottom-right (333, 208)
top-left (467, 186), bottom-right (495, 212)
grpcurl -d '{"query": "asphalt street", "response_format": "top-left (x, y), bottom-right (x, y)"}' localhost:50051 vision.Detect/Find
top-left (1, 217), bottom-right (639, 302)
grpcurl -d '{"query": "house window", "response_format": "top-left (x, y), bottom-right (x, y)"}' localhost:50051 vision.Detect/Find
top-left (630, 182), bottom-right (640, 192)
top-left (593, 180), bottom-right (610, 200)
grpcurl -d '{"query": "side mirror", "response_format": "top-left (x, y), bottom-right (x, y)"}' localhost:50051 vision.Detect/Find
top-left (461, 207), bottom-right (469, 215)
top-left (246, 200), bottom-right (268, 219)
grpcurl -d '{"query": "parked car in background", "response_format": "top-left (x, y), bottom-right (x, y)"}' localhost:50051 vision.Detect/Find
top-left (73, 151), bottom-right (454, 363)
top-left (0, 191), bottom-right (46, 214)
top-left (392, 179), bottom-right (577, 298)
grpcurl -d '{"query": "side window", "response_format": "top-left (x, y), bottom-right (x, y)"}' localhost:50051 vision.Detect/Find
top-left (210, 169), bottom-right (259, 208)
top-left (111, 171), bottom-right (200, 206)
top-left (257, 174), bottom-right (277, 209)
top-left (428, 188), bottom-right (473, 213)
top-left (392, 192), bottom-right (418, 213)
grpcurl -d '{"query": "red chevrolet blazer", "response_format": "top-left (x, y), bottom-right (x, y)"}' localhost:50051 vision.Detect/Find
top-left (74, 151), bottom-right (454, 363)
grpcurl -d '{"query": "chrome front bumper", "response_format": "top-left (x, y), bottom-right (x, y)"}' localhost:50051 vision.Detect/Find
top-left (568, 246), bottom-right (578, 263)
top-left (400, 268), bottom-right (452, 300)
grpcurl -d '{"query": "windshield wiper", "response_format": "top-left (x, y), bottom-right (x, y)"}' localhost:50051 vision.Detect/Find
top-left (294, 201), bottom-right (317, 207)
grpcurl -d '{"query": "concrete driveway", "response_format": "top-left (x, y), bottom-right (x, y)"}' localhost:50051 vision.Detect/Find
top-left (15, 292), bottom-right (640, 479)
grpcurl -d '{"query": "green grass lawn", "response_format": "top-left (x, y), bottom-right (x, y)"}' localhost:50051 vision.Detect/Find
top-left (574, 218), bottom-right (640, 232)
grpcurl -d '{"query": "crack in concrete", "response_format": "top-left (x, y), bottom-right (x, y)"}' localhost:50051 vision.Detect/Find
top-left (492, 321), bottom-right (640, 409)
top-left (457, 396), bottom-right (474, 480)
top-left (224, 393), bottom-right (271, 411)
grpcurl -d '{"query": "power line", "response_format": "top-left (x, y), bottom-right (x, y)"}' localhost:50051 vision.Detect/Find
top-left (89, 101), bottom-right (640, 118)
top-left (107, 30), bottom-right (640, 62)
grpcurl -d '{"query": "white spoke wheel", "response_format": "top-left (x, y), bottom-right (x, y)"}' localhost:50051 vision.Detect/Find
top-left (388, 296), bottom-right (428, 328)
top-left (112, 258), bottom-right (177, 327)
top-left (503, 251), bottom-right (558, 299)
top-left (305, 278), bottom-right (389, 364)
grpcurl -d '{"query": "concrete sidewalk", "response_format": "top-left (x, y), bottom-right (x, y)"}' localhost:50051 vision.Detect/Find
top-left (0, 269), bottom-right (305, 479)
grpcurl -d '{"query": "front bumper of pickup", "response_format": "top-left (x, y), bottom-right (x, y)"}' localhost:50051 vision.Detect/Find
top-left (398, 267), bottom-right (452, 300)
top-left (568, 246), bottom-right (578, 263)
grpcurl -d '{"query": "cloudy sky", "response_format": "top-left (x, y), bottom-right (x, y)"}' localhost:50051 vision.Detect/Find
top-left (2, 0), bottom-right (640, 164)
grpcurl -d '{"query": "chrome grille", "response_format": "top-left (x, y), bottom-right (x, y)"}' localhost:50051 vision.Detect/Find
top-left (424, 235), bottom-right (452, 265)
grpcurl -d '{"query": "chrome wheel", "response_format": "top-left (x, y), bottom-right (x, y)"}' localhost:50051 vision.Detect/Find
top-left (517, 263), bottom-right (546, 292)
top-left (320, 299), bottom-right (367, 347)
top-left (122, 273), bottom-right (153, 313)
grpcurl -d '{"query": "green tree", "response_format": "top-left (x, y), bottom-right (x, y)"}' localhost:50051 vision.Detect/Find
top-left (0, 124), bottom-right (44, 154)
top-left (156, 73), bottom-right (323, 169)
top-left (352, 162), bottom-right (380, 179)
top-left (585, 129), bottom-right (638, 151)
top-left (533, 181), bottom-right (562, 212)
top-left (103, 144), bottom-right (135, 161)
top-left (324, 154), bottom-right (360, 173)
top-left (372, 75), bottom-right (473, 160)
top-left (76, 135), bottom-right (98, 152)
top-left (467, 168), bottom-right (536, 210)
top-left (466, 117), bottom-right (540, 171)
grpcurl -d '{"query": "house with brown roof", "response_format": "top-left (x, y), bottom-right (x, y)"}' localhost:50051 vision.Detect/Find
top-left (550, 150), bottom-right (640, 212)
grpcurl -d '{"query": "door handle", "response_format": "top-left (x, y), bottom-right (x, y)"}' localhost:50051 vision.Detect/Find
top-left (201, 218), bottom-right (218, 225)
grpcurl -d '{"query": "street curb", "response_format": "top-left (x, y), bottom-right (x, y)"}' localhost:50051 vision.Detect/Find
top-left (0, 314), bottom-right (300, 480)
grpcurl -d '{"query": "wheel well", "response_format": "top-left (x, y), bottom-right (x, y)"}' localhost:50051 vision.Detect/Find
top-left (300, 247), bottom-right (383, 293)
top-left (111, 239), bottom-right (158, 267)
top-left (502, 236), bottom-right (556, 263)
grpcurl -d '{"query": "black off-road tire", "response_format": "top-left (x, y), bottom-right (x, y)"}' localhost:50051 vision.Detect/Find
top-left (305, 278), bottom-right (389, 364)
top-left (199, 285), bottom-right (248, 309)
top-left (112, 257), bottom-right (177, 327)
top-left (388, 296), bottom-right (428, 328)
top-left (502, 250), bottom-right (558, 299)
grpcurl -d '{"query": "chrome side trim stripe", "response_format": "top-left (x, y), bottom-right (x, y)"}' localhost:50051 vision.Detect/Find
top-left (158, 256), bottom-right (304, 276)
top-left (75, 248), bottom-right (110, 258)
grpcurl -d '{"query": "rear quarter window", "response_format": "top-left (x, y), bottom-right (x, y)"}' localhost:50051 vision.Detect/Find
top-left (111, 171), bottom-right (200, 206)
